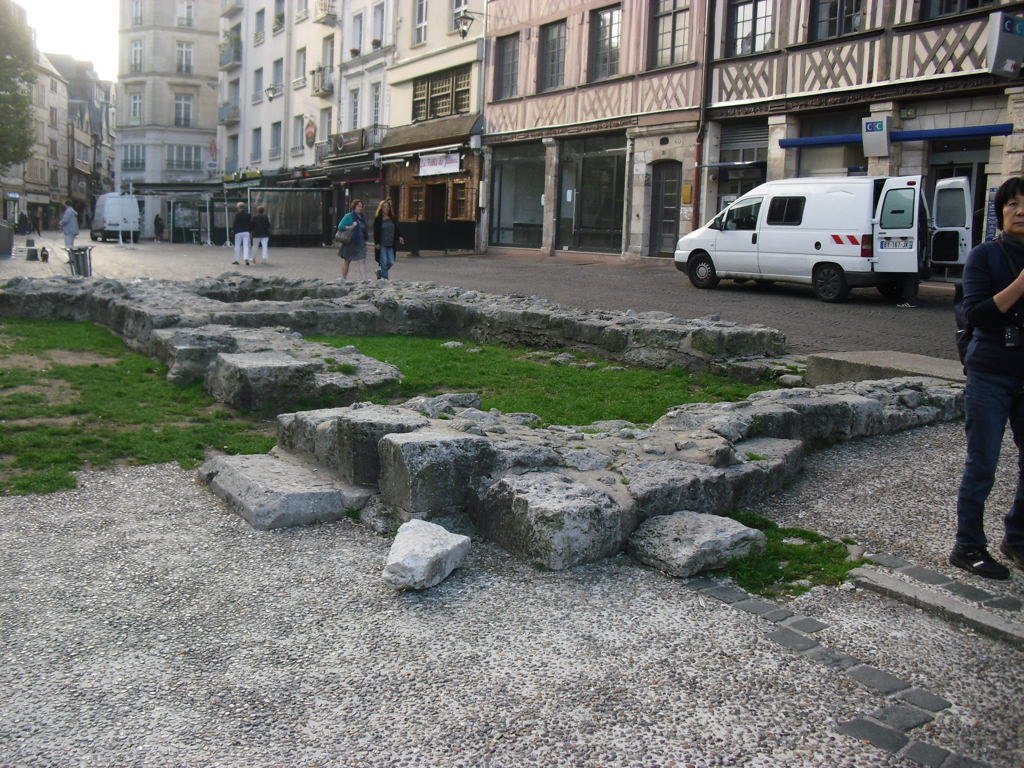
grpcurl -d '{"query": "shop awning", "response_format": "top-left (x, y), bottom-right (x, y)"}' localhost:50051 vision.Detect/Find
top-left (778, 123), bottom-right (1013, 148)
top-left (376, 113), bottom-right (482, 153)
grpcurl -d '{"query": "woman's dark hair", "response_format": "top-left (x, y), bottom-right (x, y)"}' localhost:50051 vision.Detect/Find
top-left (995, 177), bottom-right (1024, 230)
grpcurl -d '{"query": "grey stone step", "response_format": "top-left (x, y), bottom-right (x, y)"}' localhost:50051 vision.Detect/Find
top-left (197, 450), bottom-right (374, 530)
top-left (805, 351), bottom-right (964, 387)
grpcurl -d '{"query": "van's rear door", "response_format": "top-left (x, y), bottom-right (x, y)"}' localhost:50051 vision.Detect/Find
top-left (930, 177), bottom-right (972, 266)
top-left (873, 176), bottom-right (921, 273)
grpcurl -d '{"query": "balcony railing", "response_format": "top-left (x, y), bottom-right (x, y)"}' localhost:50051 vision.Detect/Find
top-left (268, 145), bottom-right (282, 161)
top-left (292, 76), bottom-right (306, 89)
top-left (272, 13), bottom-right (284, 33)
top-left (251, 90), bottom-right (263, 105)
top-left (220, 0), bottom-right (243, 17)
top-left (174, 117), bottom-right (192, 127)
top-left (122, 161), bottom-right (145, 171)
top-left (312, 0), bottom-right (336, 23)
top-left (364, 123), bottom-right (388, 148)
top-left (310, 67), bottom-right (334, 95)
top-left (177, 16), bottom-right (194, 26)
top-left (294, 8), bottom-right (308, 22)
top-left (265, 83), bottom-right (283, 100)
top-left (253, 30), bottom-right (264, 44)
top-left (250, 149), bottom-right (262, 162)
top-left (219, 40), bottom-right (242, 69)
top-left (290, 144), bottom-right (305, 157)
top-left (218, 102), bottom-right (241, 124)
top-left (166, 160), bottom-right (203, 171)
top-left (314, 139), bottom-right (330, 166)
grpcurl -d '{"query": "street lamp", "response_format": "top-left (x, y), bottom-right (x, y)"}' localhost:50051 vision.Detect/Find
top-left (454, 9), bottom-right (485, 39)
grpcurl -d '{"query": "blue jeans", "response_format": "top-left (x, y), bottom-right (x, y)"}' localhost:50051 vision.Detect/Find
top-left (378, 246), bottom-right (396, 278)
top-left (956, 370), bottom-right (1024, 549)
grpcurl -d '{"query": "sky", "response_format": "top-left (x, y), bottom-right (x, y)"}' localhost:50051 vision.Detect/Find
top-left (25, 0), bottom-right (120, 82)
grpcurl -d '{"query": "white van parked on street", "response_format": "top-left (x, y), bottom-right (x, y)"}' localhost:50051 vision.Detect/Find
top-left (91, 193), bottom-right (141, 242)
top-left (674, 175), bottom-right (973, 302)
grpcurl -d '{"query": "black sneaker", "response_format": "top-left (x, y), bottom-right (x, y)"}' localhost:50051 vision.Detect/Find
top-left (999, 538), bottom-right (1024, 571)
top-left (375, 269), bottom-right (382, 279)
top-left (897, 300), bottom-right (919, 308)
top-left (950, 545), bottom-right (1010, 580)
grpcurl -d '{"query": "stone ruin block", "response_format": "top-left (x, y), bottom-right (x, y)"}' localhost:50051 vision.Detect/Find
top-left (722, 437), bottom-right (805, 509)
top-left (382, 519), bottom-right (471, 590)
top-left (277, 407), bottom-right (352, 458)
top-left (626, 511), bottom-right (767, 579)
top-left (474, 472), bottom-right (624, 571)
top-left (378, 429), bottom-right (496, 520)
top-left (336, 406), bottom-right (431, 486)
top-left (207, 352), bottom-right (321, 411)
top-left (150, 327), bottom-right (240, 385)
top-left (621, 460), bottom-right (733, 520)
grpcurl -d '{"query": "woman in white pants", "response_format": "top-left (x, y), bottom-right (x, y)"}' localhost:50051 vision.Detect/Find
top-left (231, 202), bottom-right (252, 265)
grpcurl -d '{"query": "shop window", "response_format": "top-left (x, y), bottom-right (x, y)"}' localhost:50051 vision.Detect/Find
top-left (727, 0), bottom-right (772, 56)
top-left (590, 6), bottom-right (621, 81)
top-left (766, 196), bottom-right (805, 226)
top-left (411, 186), bottom-right (424, 219)
top-left (495, 34), bottom-right (519, 100)
top-left (920, 0), bottom-right (992, 20)
top-left (811, 0), bottom-right (862, 40)
top-left (413, 66), bottom-right (472, 121)
top-left (651, 0), bottom-right (690, 68)
top-left (452, 184), bottom-right (468, 218)
top-left (539, 21), bottom-right (566, 91)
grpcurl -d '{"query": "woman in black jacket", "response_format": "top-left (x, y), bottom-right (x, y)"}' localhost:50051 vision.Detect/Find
top-left (372, 198), bottom-right (404, 279)
top-left (251, 205), bottom-right (271, 263)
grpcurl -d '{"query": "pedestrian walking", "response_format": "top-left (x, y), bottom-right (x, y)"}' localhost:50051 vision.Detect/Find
top-left (58, 200), bottom-right (79, 248)
top-left (231, 202), bottom-right (252, 265)
top-left (372, 198), bottom-right (404, 280)
top-left (337, 200), bottom-right (369, 281)
top-left (18, 211), bottom-right (28, 236)
top-left (153, 214), bottom-right (165, 243)
top-left (31, 212), bottom-right (41, 236)
top-left (952, 175), bottom-right (1024, 580)
top-left (251, 205), bottom-right (271, 264)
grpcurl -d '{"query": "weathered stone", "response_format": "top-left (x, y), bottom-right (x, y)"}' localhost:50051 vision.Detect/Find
top-left (626, 512), bottom-right (767, 578)
top-left (276, 407), bottom-right (351, 458)
top-left (150, 326), bottom-right (239, 385)
top-left (722, 437), bottom-right (805, 508)
top-left (402, 392), bottom-right (482, 418)
top-left (332, 406), bottom-right (430, 486)
top-left (620, 460), bottom-right (732, 519)
top-left (382, 519), bottom-right (471, 590)
top-left (197, 453), bottom-right (373, 530)
top-left (492, 440), bottom-right (561, 475)
top-left (379, 430), bottom-right (497, 520)
top-left (207, 352), bottom-right (322, 411)
top-left (474, 472), bottom-right (624, 570)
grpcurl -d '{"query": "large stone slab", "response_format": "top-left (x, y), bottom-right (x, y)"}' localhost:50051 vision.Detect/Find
top-left (474, 472), bottom-right (623, 570)
top-left (197, 453), bottom-right (373, 530)
top-left (207, 352), bottom-right (321, 411)
top-left (806, 350), bottom-right (965, 387)
top-left (620, 460), bottom-right (732, 519)
top-left (382, 519), bottom-right (471, 590)
top-left (379, 430), bottom-right (496, 520)
top-left (626, 511), bottom-right (767, 578)
top-left (336, 405), bottom-right (431, 486)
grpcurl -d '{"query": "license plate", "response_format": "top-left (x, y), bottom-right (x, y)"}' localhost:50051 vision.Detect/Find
top-left (879, 239), bottom-right (913, 249)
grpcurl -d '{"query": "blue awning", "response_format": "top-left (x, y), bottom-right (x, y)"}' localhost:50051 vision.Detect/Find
top-left (778, 123), bottom-right (1013, 148)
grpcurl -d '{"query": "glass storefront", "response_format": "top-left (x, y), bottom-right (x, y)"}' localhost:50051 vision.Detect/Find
top-left (557, 134), bottom-right (626, 252)
top-left (490, 142), bottom-right (545, 247)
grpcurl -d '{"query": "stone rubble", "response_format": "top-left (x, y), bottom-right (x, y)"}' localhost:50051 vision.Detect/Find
top-left (627, 511), bottom-right (768, 578)
top-left (381, 519), bottom-right (471, 590)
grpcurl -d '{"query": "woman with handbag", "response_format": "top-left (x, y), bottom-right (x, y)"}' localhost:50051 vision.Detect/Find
top-left (337, 199), bottom-right (369, 281)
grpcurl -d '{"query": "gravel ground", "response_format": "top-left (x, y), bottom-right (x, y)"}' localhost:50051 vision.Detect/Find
top-left (1, 455), bottom-right (1021, 768)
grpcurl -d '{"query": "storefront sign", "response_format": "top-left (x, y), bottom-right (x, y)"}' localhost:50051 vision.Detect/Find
top-left (419, 152), bottom-right (460, 176)
top-left (988, 11), bottom-right (1024, 78)
top-left (861, 116), bottom-right (891, 157)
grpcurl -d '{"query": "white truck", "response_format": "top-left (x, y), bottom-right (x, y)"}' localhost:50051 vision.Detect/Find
top-left (674, 175), bottom-right (973, 302)
top-left (90, 193), bottom-right (141, 242)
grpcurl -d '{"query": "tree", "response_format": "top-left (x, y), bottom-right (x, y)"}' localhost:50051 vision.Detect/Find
top-left (0, 0), bottom-right (36, 171)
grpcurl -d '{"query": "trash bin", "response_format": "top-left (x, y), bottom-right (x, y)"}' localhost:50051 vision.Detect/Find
top-left (66, 247), bottom-right (93, 277)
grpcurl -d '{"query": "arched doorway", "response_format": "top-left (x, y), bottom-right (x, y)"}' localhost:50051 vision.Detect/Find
top-left (649, 160), bottom-right (682, 257)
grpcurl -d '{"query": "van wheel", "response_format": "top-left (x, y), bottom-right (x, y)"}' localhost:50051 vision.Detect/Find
top-left (813, 264), bottom-right (851, 303)
top-left (877, 283), bottom-right (902, 299)
top-left (688, 253), bottom-right (720, 289)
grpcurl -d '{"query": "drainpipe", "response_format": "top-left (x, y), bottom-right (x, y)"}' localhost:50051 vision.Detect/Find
top-left (693, 0), bottom-right (716, 230)
top-left (282, 0), bottom-right (294, 172)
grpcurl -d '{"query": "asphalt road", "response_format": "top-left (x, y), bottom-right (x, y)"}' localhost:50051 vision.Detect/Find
top-left (6, 232), bottom-right (959, 359)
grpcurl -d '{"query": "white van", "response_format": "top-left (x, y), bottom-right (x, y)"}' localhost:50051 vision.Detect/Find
top-left (91, 193), bottom-right (141, 242)
top-left (674, 175), bottom-right (972, 302)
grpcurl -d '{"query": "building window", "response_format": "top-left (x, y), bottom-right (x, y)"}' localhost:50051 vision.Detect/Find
top-left (920, 0), bottom-right (992, 20)
top-left (351, 13), bottom-right (363, 51)
top-left (412, 65), bottom-right (471, 121)
top-left (293, 115), bottom-right (304, 151)
top-left (373, 3), bottom-right (385, 41)
top-left (49, 107), bottom-right (58, 126)
top-left (130, 41), bottom-right (143, 73)
top-left (323, 34), bottom-right (335, 69)
top-left (321, 106), bottom-right (333, 137)
top-left (728, 0), bottom-right (772, 56)
top-left (251, 127), bottom-right (262, 161)
top-left (49, 138), bottom-right (58, 158)
top-left (495, 34), bottom-right (519, 100)
top-left (123, 145), bottom-right (145, 171)
top-left (253, 67), bottom-right (264, 101)
top-left (177, 1), bottom-right (195, 26)
top-left (270, 121), bottom-right (282, 158)
top-left (255, 8), bottom-right (265, 36)
top-left (651, 0), bottom-right (690, 67)
top-left (174, 94), bottom-right (193, 127)
top-left (176, 42), bottom-right (194, 74)
top-left (414, 0), bottom-right (428, 45)
top-left (296, 47), bottom-right (306, 78)
top-left (372, 82), bottom-right (381, 124)
top-left (590, 6), bottom-right (621, 82)
top-left (453, 184), bottom-right (468, 218)
top-left (350, 88), bottom-right (360, 128)
top-left (131, 0), bottom-right (143, 26)
top-left (129, 93), bottom-right (142, 119)
top-left (811, 0), bottom-right (862, 39)
top-left (451, 0), bottom-right (468, 31)
top-left (539, 21), bottom-right (566, 91)
top-left (411, 186), bottom-right (424, 219)
top-left (167, 145), bottom-right (202, 171)
top-left (272, 58), bottom-right (284, 86)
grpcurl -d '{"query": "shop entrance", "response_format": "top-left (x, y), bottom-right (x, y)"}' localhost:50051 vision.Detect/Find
top-left (930, 139), bottom-right (989, 248)
top-left (557, 135), bottom-right (626, 252)
top-left (649, 161), bottom-right (682, 257)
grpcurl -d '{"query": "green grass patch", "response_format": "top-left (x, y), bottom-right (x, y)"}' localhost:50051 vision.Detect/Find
top-left (307, 334), bottom-right (775, 425)
top-left (722, 511), bottom-right (861, 596)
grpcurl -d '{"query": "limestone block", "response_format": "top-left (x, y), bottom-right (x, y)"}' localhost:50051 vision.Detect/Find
top-left (197, 453), bottom-right (373, 530)
top-left (402, 392), bottom-right (482, 418)
top-left (556, 446), bottom-right (612, 471)
top-left (724, 437), bottom-right (805, 508)
top-left (620, 460), bottom-right (731, 519)
top-left (474, 472), bottom-right (623, 570)
top-left (492, 440), bottom-right (562, 475)
top-left (379, 430), bottom-right (496, 519)
top-left (150, 327), bottom-right (239, 385)
top-left (627, 511), bottom-right (767, 578)
top-left (277, 407), bottom-right (351, 457)
top-left (336, 406), bottom-right (430, 486)
top-left (382, 519), bottom-right (471, 590)
top-left (207, 352), bottom-right (322, 411)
